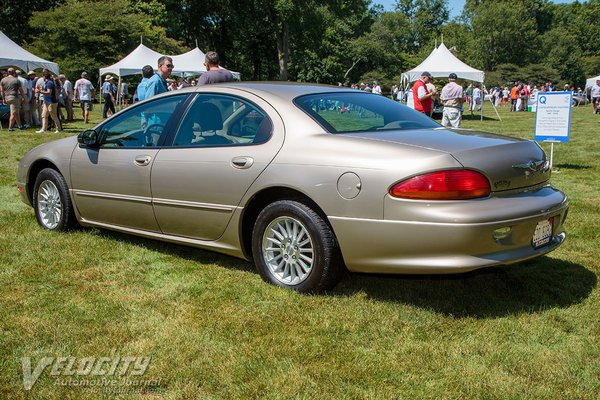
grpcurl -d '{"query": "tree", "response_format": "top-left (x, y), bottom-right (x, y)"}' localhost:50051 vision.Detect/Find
top-left (27, 0), bottom-right (185, 81)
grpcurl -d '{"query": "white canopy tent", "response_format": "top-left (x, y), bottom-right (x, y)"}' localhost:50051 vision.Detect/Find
top-left (585, 75), bottom-right (600, 89)
top-left (400, 43), bottom-right (498, 121)
top-left (100, 44), bottom-right (240, 79)
top-left (401, 43), bottom-right (484, 83)
top-left (171, 47), bottom-right (241, 80)
top-left (0, 30), bottom-right (59, 74)
top-left (99, 43), bottom-right (163, 77)
top-left (99, 44), bottom-right (241, 108)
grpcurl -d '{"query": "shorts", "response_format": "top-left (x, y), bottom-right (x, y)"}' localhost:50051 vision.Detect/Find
top-left (80, 100), bottom-right (93, 111)
top-left (593, 96), bottom-right (599, 104)
top-left (7, 98), bottom-right (21, 112)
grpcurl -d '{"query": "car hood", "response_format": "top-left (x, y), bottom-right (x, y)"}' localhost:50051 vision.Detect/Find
top-left (347, 128), bottom-right (551, 191)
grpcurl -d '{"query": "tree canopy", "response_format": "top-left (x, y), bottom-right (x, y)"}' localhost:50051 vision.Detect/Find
top-left (3, 0), bottom-right (599, 87)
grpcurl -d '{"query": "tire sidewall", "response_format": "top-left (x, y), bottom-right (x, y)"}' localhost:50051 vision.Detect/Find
top-left (33, 168), bottom-right (73, 231)
top-left (252, 201), bottom-right (333, 293)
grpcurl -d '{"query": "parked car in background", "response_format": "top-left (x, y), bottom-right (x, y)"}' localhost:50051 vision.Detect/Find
top-left (17, 83), bottom-right (568, 292)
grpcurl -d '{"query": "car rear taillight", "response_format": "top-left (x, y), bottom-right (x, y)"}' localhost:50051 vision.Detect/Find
top-left (389, 170), bottom-right (490, 200)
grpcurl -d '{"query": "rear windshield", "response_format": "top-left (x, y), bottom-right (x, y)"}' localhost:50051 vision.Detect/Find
top-left (294, 92), bottom-right (440, 133)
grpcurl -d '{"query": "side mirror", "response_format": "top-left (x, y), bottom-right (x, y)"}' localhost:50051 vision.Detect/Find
top-left (77, 129), bottom-right (100, 147)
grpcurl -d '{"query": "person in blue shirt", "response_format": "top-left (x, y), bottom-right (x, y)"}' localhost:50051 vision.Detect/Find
top-left (144, 56), bottom-right (173, 99)
top-left (134, 65), bottom-right (154, 102)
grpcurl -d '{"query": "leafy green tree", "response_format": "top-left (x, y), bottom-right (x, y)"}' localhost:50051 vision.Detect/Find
top-left (540, 28), bottom-right (585, 85)
top-left (394, 0), bottom-right (449, 52)
top-left (0, 0), bottom-right (62, 44)
top-left (27, 0), bottom-right (184, 81)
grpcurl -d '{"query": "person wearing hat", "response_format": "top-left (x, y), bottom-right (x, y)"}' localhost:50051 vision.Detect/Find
top-left (412, 71), bottom-right (436, 115)
top-left (101, 75), bottom-right (117, 119)
top-left (440, 73), bottom-right (465, 128)
top-left (0, 67), bottom-right (26, 131)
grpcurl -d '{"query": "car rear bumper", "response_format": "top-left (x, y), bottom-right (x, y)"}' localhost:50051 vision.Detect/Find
top-left (329, 192), bottom-right (568, 274)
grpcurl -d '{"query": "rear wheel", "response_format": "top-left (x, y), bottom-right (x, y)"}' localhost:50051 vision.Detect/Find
top-left (252, 200), bottom-right (342, 293)
top-left (33, 168), bottom-right (78, 231)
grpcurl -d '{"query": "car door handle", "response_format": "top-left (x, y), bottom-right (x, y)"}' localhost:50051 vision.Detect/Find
top-left (231, 156), bottom-right (254, 169)
top-left (134, 155), bottom-right (152, 166)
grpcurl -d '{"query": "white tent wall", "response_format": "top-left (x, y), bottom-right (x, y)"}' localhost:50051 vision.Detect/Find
top-left (585, 75), bottom-right (600, 89)
top-left (0, 30), bottom-right (59, 74)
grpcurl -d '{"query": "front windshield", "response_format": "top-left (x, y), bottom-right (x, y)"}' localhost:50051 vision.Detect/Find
top-left (294, 92), bottom-right (440, 134)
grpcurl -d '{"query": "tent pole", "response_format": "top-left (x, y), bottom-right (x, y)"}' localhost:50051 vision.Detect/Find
top-left (485, 84), bottom-right (502, 121)
top-left (117, 76), bottom-right (122, 111)
top-left (99, 75), bottom-right (103, 116)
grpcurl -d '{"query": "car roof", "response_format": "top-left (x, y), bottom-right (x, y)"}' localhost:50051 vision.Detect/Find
top-left (193, 81), bottom-right (361, 101)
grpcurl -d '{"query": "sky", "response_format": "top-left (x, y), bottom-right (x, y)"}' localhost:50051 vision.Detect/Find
top-left (374, 0), bottom-right (577, 19)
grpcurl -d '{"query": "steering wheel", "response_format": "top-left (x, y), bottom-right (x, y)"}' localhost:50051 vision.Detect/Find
top-left (144, 123), bottom-right (165, 146)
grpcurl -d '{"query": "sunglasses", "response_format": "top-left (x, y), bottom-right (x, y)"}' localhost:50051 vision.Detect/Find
top-left (165, 64), bottom-right (174, 68)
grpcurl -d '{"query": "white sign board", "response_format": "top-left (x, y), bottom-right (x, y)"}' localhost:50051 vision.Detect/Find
top-left (534, 91), bottom-right (572, 143)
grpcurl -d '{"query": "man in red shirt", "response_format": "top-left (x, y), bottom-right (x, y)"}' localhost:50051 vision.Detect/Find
top-left (412, 71), bottom-right (436, 114)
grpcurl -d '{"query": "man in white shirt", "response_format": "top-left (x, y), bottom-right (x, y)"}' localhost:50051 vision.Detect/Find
top-left (591, 80), bottom-right (600, 114)
top-left (372, 81), bottom-right (382, 95)
top-left (74, 72), bottom-right (95, 123)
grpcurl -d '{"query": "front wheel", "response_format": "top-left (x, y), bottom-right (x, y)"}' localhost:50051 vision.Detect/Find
top-left (33, 168), bottom-right (78, 231)
top-left (252, 200), bottom-right (343, 293)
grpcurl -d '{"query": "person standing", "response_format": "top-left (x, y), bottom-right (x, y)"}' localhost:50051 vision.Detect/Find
top-left (144, 56), bottom-right (173, 99)
top-left (36, 72), bottom-right (62, 134)
top-left (510, 84), bottom-right (519, 112)
top-left (0, 67), bottom-right (26, 131)
top-left (197, 51), bottom-right (234, 85)
top-left (134, 65), bottom-right (154, 102)
top-left (412, 71), bottom-right (435, 115)
top-left (16, 70), bottom-right (32, 128)
top-left (440, 73), bottom-right (464, 128)
top-left (591, 79), bottom-right (600, 114)
top-left (59, 74), bottom-right (74, 121)
top-left (27, 71), bottom-right (40, 126)
top-left (101, 75), bottom-right (116, 118)
top-left (74, 72), bottom-right (95, 123)
top-left (372, 81), bottom-right (382, 95)
top-left (119, 80), bottom-right (129, 107)
top-left (471, 83), bottom-right (482, 114)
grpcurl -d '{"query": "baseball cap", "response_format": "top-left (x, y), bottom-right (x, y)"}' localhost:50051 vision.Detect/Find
top-left (449, 73), bottom-right (457, 79)
top-left (421, 71), bottom-right (432, 78)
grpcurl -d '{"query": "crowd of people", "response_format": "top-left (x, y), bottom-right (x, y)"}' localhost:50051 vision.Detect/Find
top-left (3, 56), bottom-right (600, 133)
top-left (0, 51), bottom-right (234, 132)
top-left (406, 72), bottom-right (600, 128)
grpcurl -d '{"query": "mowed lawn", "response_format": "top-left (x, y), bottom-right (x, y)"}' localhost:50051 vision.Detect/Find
top-left (0, 101), bottom-right (598, 399)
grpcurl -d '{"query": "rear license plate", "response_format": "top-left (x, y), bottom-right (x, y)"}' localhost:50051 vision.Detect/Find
top-left (532, 217), bottom-right (553, 248)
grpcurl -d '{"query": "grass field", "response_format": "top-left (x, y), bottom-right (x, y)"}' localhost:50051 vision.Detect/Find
top-left (1, 102), bottom-right (598, 399)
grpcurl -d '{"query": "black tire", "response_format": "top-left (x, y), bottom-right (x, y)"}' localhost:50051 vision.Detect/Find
top-left (33, 168), bottom-right (79, 231)
top-left (252, 200), bottom-right (342, 293)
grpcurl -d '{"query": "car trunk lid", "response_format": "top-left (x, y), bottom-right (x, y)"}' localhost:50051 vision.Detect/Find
top-left (347, 128), bottom-right (551, 191)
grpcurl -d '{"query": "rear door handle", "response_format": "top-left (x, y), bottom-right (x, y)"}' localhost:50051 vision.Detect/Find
top-left (134, 155), bottom-right (152, 166)
top-left (231, 156), bottom-right (254, 169)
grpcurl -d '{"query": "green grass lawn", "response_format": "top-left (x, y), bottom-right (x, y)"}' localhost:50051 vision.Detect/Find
top-left (1, 102), bottom-right (599, 399)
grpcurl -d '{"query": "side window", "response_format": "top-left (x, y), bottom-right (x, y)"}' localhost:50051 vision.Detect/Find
top-left (172, 94), bottom-right (272, 147)
top-left (100, 95), bottom-right (187, 148)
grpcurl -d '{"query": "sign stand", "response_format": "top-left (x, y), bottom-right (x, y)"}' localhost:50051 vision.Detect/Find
top-left (533, 91), bottom-right (572, 172)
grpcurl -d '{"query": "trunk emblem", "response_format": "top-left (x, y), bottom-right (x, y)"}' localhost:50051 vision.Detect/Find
top-left (512, 160), bottom-right (549, 178)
